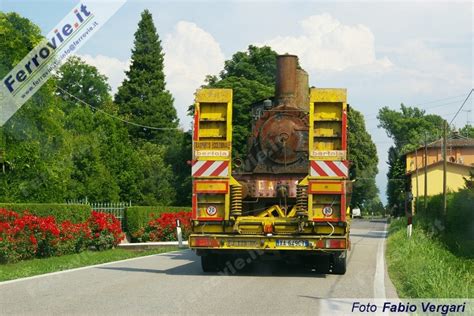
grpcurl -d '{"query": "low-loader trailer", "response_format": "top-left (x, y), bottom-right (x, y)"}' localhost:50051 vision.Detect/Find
top-left (189, 55), bottom-right (351, 274)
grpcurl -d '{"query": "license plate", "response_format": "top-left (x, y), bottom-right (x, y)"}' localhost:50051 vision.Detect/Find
top-left (276, 239), bottom-right (309, 247)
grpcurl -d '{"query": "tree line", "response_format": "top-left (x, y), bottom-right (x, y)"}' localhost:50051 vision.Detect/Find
top-left (0, 10), bottom-right (188, 205)
top-left (1, 10), bottom-right (383, 210)
top-left (378, 105), bottom-right (473, 216)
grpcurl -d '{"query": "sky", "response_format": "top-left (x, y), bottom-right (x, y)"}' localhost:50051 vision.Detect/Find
top-left (3, 0), bottom-right (473, 204)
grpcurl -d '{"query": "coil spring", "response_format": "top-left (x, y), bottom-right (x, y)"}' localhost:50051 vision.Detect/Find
top-left (231, 185), bottom-right (242, 216)
top-left (296, 186), bottom-right (308, 216)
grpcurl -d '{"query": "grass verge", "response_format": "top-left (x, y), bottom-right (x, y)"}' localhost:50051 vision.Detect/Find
top-left (386, 218), bottom-right (473, 298)
top-left (0, 247), bottom-right (179, 282)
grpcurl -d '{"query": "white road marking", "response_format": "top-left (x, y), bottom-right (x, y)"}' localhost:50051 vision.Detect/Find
top-left (0, 250), bottom-right (184, 286)
top-left (373, 222), bottom-right (388, 299)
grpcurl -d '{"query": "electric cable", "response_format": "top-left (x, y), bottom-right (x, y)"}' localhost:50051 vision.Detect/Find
top-left (56, 85), bottom-right (180, 131)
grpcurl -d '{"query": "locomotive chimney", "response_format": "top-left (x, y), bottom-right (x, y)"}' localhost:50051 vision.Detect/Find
top-left (275, 54), bottom-right (298, 107)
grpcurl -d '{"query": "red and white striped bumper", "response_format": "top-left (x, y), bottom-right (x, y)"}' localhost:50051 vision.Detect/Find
top-left (310, 160), bottom-right (348, 177)
top-left (192, 160), bottom-right (229, 177)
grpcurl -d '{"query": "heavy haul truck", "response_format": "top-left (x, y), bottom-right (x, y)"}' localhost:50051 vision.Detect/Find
top-left (189, 55), bottom-right (351, 274)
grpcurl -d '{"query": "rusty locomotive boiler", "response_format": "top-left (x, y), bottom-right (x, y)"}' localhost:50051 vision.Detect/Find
top-left (235, 55), bottom-right (311, 213)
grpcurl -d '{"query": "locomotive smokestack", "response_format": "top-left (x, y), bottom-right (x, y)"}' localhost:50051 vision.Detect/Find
top-left (295, 68), bottom-right (309, 111)
top-left (275, 54), bottom-right (298, 107)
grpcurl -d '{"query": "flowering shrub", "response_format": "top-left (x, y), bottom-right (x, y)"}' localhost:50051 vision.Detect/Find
top-left (87, 211), bottom-right (124, 250)
top-left (133, 211), bottom-right (191, 242)
top-left (57, 221), bottom-right (91, 255)
top-left (0, 211), bottom-right (61, 261)
top-left (0, 208), bottom-right (124, 264)
top-left (126, 206), bottom-right (192, 241)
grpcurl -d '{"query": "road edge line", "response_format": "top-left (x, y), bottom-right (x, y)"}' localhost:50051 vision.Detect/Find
top-left (0, 249), bottom-right (185, 286)
top-left (373, 222), bottom-right (387, 299)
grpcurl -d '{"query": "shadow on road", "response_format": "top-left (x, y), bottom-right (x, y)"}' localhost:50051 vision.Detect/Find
top-left (97, 250), bottom-right (328, 278)
top-left (350, 231), bottom-right (388, 239)
top-left (369, 219), bottom-right (389, 223)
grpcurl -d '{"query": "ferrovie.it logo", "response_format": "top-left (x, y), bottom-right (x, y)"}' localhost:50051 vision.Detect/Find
top-left (4, 4), bottom-right (92, 94)
top-left (0, 0), bottom-right (126, 126)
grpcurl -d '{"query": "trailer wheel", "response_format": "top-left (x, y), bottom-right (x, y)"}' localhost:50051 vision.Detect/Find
top-left (332, 251), bottom-right (347, 275)
top-left (201, 254), bottom-right (219, 272)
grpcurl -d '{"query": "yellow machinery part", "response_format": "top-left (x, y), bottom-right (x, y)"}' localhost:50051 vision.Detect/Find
top-left (256, 205), bottom-right (286, 217)
top-left (296, 185), bottom-right (308, 216)
top-left (230, 184), bottom-right (242, 216)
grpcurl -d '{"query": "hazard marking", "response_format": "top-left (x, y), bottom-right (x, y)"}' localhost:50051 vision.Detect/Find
top-left (310, 161), bottom-right (348, 177)
top-left (192, 160), bottom-right (229, 177)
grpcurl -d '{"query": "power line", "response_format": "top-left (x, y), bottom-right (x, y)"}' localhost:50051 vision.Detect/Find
top-left (449, 88), bottom-right (474, 125)
top-left (56, 86), bottom-right (180, 131)
top-left (365, 94), bottom-right (465, 120)
top-left (364, 100), bottom-right (465, 121)
top-left (366, 111), bottom-right (460, 132)
top-left (421, 99), bottom-right (466, 111)
top-left (411, 94), bottom-right (467, 106)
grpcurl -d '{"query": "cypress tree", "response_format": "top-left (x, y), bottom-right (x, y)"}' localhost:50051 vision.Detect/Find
top-left (115, 10), bottom-right (178, 144)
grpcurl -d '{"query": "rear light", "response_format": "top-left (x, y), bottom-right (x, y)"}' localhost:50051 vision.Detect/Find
top-left (191, 237), bottom-right (220, 248)
top-left (263, 224), bottom-right (273, 234)
top-left (315, 239), bottom-right (346, 249)
top-left (326, 239), bottom-right (346, 249)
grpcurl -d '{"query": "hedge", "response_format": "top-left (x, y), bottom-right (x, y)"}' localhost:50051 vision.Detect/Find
top-left (125, 206), bottom-right (191, 240)
top-left (0, 204), bottom-right (194, 239)
top-left (414, 188), bottom-right (474, 258)
top-left (0, 209), bottom-right (123, 264)
top-left (0, 203), bottom-right (91, 223)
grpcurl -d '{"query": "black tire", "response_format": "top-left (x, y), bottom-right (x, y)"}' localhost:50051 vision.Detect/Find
top-left (332, 251), bottom-right (347, 275)
top-left (201, 254), bottom-right (219, 272)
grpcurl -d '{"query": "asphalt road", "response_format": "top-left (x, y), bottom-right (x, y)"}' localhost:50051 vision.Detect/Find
top-left (0, 219), bottom-right (398, 315)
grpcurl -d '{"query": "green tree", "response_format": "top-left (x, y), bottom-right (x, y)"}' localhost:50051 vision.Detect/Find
top-left (92, 108), bottom-right (144, 203)
top-left (166, 131), bottom-right (193, 206)
top-left (0, 13), bottom-right (71, 202)
top-left (386, 147), bottom-right (406, 216)
top-left (115, 9), bottom-right (178, 144)
top-left (0, 12), bottom-right (43, 76)
top-left (348, 108), bottom-right (379, 209)
top-left (203, 46), bottom-right (277, 157)
top-left (56, 56), bottom-right (111, 113)
top-left (56, 57), bottom-right (149, 203)
top-left (459, 124), bottom-right (474, 138)
top-left (365, 198), bottom-right (385, 215)
top-left (138, 142), bottom-right (175, 205)
top-left (377, 104), bottom-right (445, 211)
top-left (378, 104), bottom-right (445, 152)
top-left (220, 45), bottom-right (278, 86)
top-left (65, 133), bottom-right (120, 201)
top-left (56, 57), bottom-right (121, 202)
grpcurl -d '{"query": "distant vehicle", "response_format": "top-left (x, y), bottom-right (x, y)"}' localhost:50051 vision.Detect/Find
top-left (352, 208), bottom-right (362, 219)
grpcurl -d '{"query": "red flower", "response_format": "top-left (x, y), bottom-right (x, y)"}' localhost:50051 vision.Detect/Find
top-left (141, 211), bottom-right (192, 242)
top-left (87, 211), bottom-right (124, 250)
top-left (0, 208), bottom-right (124, 263)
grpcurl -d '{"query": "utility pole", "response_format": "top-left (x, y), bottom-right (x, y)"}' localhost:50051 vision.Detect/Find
top-left (424, 132), bottom-right (428, 212)
top-left (415, 148), bottom-right (419, 214)
top-left (442, 121), bottom-right (447, 216)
